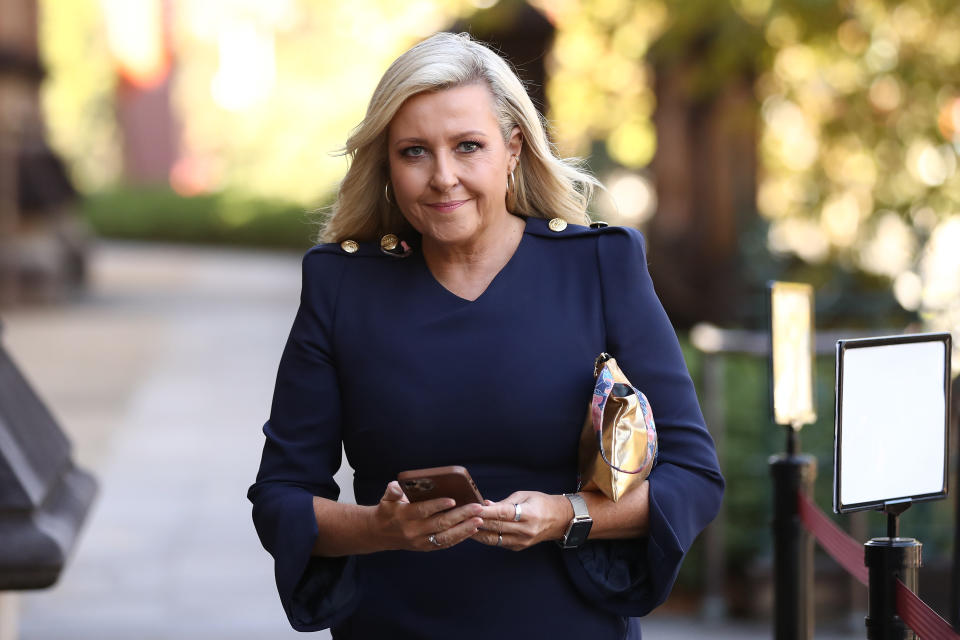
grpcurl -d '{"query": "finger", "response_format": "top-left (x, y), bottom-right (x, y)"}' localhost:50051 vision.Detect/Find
top-left (381, 481), bottom-right (405, 502)
top-left (472, 528), bottom-right (510, 549)
top-left (413, 497), bottom-right (457, 519)
top-left (476, 516), bottom-right (504, 535)
top-left (425, 516), bottom-right (483, 550)
top-left (443, 517), bottom-right (483, 545)
top-left (476, 501), bottom-right (517, 521)
top-left (431, 502), bottom-right (483, 531)
top-left (480, 519), bottom-right (523, 536)
top-left (502, 491), bottom-right (530, 504)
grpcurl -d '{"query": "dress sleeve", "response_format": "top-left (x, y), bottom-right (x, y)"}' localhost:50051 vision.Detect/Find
top-left (246, 249), bottom-right (359, 631)
top-left (560, 226), bottom-right (725, 617)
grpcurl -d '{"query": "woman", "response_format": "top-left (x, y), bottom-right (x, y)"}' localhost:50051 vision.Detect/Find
top-left (248, 32), bottom-right (723, 638)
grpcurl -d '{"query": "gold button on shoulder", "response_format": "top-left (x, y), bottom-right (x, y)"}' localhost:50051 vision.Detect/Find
top-left (380, 234), bottom-right (399, 251)
top-left (548, 217), bottom-right (568, 232)
top-left (589, 221), bottom-right (609, 229)
top-left (340, 240), bottom-right (359, 254)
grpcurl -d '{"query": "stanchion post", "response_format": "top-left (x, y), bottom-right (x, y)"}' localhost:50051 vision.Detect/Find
top-left (864, 509), bottom-right (921, 640)
top-left (770, 427), bottom-right (817, 640)
top-left (768, 281), bottom-right (817, 639)
top-left (950, 375), bottom-right (960, 634)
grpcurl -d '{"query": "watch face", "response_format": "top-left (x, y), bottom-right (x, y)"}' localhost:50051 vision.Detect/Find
top-left (564, 520), bottom-right (593, 548)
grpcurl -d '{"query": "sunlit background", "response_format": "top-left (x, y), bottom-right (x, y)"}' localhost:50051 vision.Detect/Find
top-left (1, 0), bottom-right (959, 637)
top-left (36, 0), bottom-right (960, 360)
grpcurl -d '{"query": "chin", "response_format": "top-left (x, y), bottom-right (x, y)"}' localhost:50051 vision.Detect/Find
top-left (423, 225), bottom-right (476, 246)
top-left (418, 214), bottom-right (481, 245)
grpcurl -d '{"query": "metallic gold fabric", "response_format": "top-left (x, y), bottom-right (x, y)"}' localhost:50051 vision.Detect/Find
top-left (578, 355), bottom-right (658, 502)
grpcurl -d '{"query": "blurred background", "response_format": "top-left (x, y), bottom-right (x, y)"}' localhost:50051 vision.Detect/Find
top-left (1, 0), bottom-right (959, 637)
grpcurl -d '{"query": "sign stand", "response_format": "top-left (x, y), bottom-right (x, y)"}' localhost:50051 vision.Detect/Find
top-left (864, 503), bottom-right (920, 640)
top-left (835, 332), bottom-right (951, 640)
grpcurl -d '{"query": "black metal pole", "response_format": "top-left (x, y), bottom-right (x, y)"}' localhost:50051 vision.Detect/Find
top-left (950, 376), bottom-right (960, 633)
top-left (864, 513), bottom-right (920, 640)
top-left (954, 454), bottom-right (960, 633)
top-left (770, 427), bottom-right (817, 640)
top-left (954, 466), bottom-right (960, 632)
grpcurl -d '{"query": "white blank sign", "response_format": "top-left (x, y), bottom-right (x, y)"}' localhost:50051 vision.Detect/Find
top-left (835, 334), bottom-right (950, 513)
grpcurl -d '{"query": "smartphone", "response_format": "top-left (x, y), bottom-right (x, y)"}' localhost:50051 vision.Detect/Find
top-left (397, 465), bottom-right (483, 506)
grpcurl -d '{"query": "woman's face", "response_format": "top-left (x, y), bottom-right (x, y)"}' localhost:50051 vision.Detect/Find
top-left (387, 83), bottom-right (522, 249)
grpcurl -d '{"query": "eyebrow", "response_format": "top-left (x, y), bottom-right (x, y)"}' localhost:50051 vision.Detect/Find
top-left (393, 130), bottom-right (489, 146)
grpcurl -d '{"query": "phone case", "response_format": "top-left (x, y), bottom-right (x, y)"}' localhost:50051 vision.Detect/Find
top-left (397, 465), bottom-right (483, 506)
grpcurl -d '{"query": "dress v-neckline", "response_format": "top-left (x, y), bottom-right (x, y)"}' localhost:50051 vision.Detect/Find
top-left (419, 217), bottom-right (529, 304)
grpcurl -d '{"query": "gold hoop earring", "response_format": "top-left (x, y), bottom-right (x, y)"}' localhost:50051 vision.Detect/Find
top-left (507, 169), bottom-right (516, 195)
top-left (384, 182), bottom-right (394, 206)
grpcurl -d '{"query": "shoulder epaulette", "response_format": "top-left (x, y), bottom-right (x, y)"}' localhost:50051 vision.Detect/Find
top-left (524, 216), bottom-right (621, 239)
top-left (305, 233), bottom-right (414, 259)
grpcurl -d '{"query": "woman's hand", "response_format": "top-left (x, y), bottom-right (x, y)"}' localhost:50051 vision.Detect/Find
top-left (371, 481), bottom-right (484, 552)
top-left (472, 491), bottom-right (572, 551)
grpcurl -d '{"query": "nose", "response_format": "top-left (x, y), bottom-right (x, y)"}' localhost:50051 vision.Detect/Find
top-left (429, 151), bottom-right (458, 192)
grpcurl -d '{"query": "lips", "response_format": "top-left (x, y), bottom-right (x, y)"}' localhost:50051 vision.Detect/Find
top-left (425, 200), bottom-right (467, 212)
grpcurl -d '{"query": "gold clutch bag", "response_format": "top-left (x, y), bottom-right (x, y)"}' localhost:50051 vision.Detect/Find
top-left (578, 353), bottom-right (658, 502)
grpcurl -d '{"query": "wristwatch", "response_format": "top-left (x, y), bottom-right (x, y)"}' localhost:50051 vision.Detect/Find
top-left (559, 493), bottom-right (593, 548)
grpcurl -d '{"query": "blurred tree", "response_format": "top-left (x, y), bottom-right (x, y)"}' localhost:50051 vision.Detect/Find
top-left (539, 0), bottom-right (960, 353)
top-left (755, 0), bottom-right (960, 367)
top-left (645, 2), bottom-right (775, 328)
top-left (539, 0), bottom-right (840, 327)
top-left (453, 0), bottom-right (555, 114)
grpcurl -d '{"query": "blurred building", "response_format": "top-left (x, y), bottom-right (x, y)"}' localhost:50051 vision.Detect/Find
top-left (101, 0), bottom-right (179, 185)
top-left (0, 0), bottom-right (86, 305)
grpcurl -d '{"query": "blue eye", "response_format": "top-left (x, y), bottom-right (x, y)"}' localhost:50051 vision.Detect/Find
top-left (401, 146), bottom-right (425, 158)
top-left (458, 141), bottom-right (482, 152)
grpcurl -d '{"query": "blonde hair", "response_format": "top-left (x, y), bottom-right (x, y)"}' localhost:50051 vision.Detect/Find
top-left (321, 32), bottom-right (599, 243)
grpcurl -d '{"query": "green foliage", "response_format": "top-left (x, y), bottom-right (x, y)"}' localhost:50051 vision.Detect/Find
top-left (81, 187), bottom-right (325, 249)
top-left (714, 352), bottom-right (780, 567)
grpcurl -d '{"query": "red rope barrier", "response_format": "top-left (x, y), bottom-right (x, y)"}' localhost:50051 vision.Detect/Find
top-left (796, 490), bottom-right (868, 586)
top-left (796, 489), bottom-right (960, 639)
top-left (896, 579), bottom-right (960, 640)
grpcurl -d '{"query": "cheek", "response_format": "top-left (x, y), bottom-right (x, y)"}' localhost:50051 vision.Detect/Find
top-left (388, 166), bottom-right (429, 230)
top-left (389, 166), bottom-right (422, 202)
top-left (477, 168), bottom-right (508, 201)
top-left (463, 159), bottom-right (506, 194)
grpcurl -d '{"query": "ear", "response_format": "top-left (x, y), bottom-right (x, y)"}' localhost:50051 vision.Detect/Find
top-left (506, 126), bottom-right (523, 169)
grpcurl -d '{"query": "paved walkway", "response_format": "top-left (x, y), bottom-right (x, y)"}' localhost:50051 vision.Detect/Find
top-left (0, 242), bottom-right (861, 639)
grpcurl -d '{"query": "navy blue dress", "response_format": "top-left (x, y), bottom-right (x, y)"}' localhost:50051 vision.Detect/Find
top-left (248, 216), bottom-right (724, 638)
